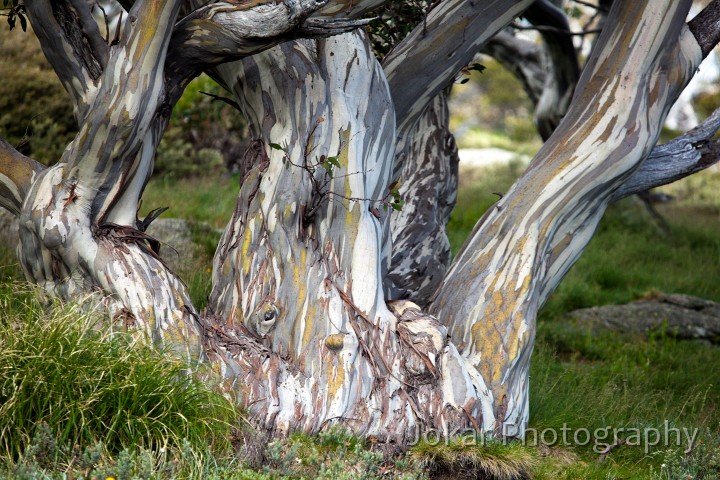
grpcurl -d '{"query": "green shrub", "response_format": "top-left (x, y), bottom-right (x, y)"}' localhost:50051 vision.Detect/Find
top-left (155, 74), bottom-right (249, 178)
top-left (0, 25), bottom-right (76, 164)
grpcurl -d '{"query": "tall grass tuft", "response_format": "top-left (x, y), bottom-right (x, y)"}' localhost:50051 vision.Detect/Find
top-left (411, 438), bottom-right (537, 480)
top-left (0, 284), bottom-right (237, 465)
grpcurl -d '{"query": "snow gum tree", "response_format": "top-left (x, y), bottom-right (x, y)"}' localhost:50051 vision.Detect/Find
top-left (2, 0), bottom-right (720, 446)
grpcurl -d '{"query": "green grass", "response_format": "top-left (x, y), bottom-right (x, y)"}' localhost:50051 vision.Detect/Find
top-left (0, 285), bottom-right (239, 478)
top-left (2, 163), bottom-right (720, 478)
top-left (140, 173), bottom-right (241, 229)
top-left (411, 438), bottom-right (537, 480)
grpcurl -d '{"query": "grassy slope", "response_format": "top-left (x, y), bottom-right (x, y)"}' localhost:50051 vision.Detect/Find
top-left (1, 165), bottom-right (719, 478)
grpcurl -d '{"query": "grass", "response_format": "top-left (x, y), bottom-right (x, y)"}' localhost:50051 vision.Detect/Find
top-left (1, 162), bottom-right (720, 478)
top-left (411, 438), bottom-right (537, 480)
top-left (0, 286), bottom-right (239, 478)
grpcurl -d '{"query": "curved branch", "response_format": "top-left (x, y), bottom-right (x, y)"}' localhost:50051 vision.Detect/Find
top-left (61, 0), bottom-right (184, 223)
top-left (165, 1), bottom-right (370, 96)
top-left (0, 139), bottom-right (45, 216)
top-left (523, 0), bottom-right (580, 140)
top-left (482, 31), bottom-right (546, 106)
top-left (25, 1), bottom-right (108, 123)
top-left (613, 0), bottom-right (720, 199)
top-left (431, 0), bottom-right (699, 435)
top-left (382, 0), bottom-right (534, 136)
top-left (688, 0), bottom-right (720, 58)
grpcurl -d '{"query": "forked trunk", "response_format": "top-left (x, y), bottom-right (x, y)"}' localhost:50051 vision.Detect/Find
top-left (2, 0), bottom-right (720, 447)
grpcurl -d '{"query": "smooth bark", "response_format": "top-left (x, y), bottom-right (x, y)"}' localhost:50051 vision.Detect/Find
top-left (431, 0), bottom-right (701, 436)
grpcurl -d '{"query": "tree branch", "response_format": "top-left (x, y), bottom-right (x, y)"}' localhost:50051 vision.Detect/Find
top-left (613, 108), bottom-right (720, 200)
top-left (523, 0), bottom-right (580, 140)
top-left (382, 0), bottom-right (534, 135)
top-left (164, 0), bottom-right (370, 99)
top-left (0, 139), bottom-right (45, 216)
top-left (68, 0), bottom-right (109, 66)
top-left (25, 1), bottom-right (108, 124)
top-left (482, 31), bottom-right (546, 106)
top-left (60, 0), bottom-right (184, 223)
top-left (688, 0), bottom-right (720, 58)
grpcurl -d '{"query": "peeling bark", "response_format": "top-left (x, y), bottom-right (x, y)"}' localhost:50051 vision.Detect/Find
top-left (12, 0), bottom-right (357, 358)
top-left (5, 0), bottom-right (720, 447)
top-left (205, 33), bottom-right (489, 439)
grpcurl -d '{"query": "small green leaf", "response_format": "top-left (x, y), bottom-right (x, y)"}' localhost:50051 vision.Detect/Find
top-left (391, 203), bottom-right (403, 211)
top-left (320, 161), bottom-right (333, 178)
top-left (326, 156), bottom-right (341, 168)
top-left (269, 142), bottom-right (286, 152)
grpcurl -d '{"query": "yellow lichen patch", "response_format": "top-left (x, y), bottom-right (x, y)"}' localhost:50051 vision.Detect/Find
top-left (325, 355), bottom-right (345, 400)
top-left (241, 229), bottom-right (253, 276)
top-left (470, 288), bottom-right (528, 386)
top-left (336, 128), bottom-right (359, 228)
top-left (301, 302), bottom-right (316, 350)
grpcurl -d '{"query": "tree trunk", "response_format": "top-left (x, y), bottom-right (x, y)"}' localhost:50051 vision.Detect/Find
top-left (4, 0), bottom-right (720, 448)
top-left (431, 0), bottom-right (702, 437)
top-left (205, 32), bottom-right (490, 441)
top-left (385, 91), bottom-right (459, 306)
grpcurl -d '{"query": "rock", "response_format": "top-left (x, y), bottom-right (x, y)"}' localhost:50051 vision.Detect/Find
top-left (568, 294), bottom-right (720, 341)
top-left (146, 218), bottom-right (195, 273)
top-left (0, 208), bottom-right (19, 250)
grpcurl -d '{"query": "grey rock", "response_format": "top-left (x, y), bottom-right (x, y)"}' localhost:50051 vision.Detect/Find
top-left (146, 218), bottom-right (195, 273)
top-left (568, 294), bottom-right (720, 341)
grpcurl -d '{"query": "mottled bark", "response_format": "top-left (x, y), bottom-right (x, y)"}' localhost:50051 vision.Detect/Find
top-left (4, 0), bottom-right (720, 447)
top-left (385, 92), bottom-right (459, 306)
top-left (25, 0), bottom-right (107, 123)
top-left (381, 0), bottom-right (534, 305)
top-left (12, 0), bottom-right (356, 359)
top-left (431, 0), bottom-right (701, 436)
top-left (205, 32), bottom-right (489, 440)
top-left (17, 0), bottom-right (205, 359)
top-left (0, 140), bottom-right (45, 216)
